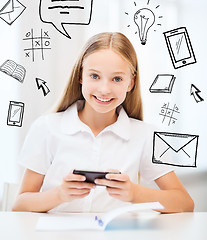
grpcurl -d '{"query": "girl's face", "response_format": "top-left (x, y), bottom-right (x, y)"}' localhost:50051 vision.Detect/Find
top-left (80, 49), bottom-right (134, 115)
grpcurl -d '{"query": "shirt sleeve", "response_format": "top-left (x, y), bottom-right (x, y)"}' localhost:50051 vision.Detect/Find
top-left (18, 116), bottom-right (52, 175)
top-left (139, 125), bottom-right (174, 184)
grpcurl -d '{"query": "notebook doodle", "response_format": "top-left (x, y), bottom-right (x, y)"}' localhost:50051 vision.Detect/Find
top-left (149, 74), bottom-right (176, 93)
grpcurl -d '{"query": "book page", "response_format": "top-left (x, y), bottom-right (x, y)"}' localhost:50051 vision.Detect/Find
top-left (0, 60), bottom-right (25, 82)
top-left (100, 202), bottom-right (163, 228)
top-left (36, 214), bottom-right (101, 231)
top-left (12, 64), bottom-right (26, 82)
top-left (0, 60), bottom-right (16, 76)
top-left (36, 202), bottom-right (163, 231)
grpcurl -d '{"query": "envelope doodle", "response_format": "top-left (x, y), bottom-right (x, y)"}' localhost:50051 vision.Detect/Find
top-left (152, 132), bottom-right (199, 167)
top-left (0, 0), bottom-right (26, 25)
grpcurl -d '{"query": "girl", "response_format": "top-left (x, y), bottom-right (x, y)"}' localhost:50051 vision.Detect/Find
top-left (13, 32), bottom-right (194, 213)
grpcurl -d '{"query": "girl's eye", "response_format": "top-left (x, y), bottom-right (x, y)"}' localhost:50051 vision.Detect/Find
top-left (113, 77), bottom-right (122, 82)
top-left (91, 74), bottom-right (99, 79)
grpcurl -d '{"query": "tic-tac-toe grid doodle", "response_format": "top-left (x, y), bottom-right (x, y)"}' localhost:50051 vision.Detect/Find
top-left (159, 102), bottom-right (180, 126)
top-left (23, 29), bottom-right (51, 62)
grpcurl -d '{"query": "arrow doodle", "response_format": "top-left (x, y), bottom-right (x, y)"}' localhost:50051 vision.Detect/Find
top-left (190, 84), bottom-right (204, 103)
top-left (36, 78), bottom-right (50, 96)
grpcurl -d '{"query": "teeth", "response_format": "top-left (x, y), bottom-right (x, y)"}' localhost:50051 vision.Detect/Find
top-left (96, 96), bottom-right (112, 102)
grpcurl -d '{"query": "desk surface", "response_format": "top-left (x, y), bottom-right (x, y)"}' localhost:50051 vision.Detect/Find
top-left (0, 211), bottom-right (206, 240)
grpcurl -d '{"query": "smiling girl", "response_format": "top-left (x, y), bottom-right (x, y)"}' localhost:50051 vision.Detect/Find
top-left (13, 32), bottom-right (194, 213)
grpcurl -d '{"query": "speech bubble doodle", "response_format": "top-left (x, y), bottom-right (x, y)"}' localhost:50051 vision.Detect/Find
top-left (39, 0), bottom-right (93, 39)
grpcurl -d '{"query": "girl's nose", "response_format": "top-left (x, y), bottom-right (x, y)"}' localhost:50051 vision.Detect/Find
top-left (99, 79), bottom-right (111, 94)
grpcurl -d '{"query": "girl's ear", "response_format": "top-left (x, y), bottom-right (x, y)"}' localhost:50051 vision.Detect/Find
top-left (127, 74), bottom-right (135, 92)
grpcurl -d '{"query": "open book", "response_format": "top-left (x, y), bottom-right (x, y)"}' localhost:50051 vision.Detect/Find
top-left (36, 202), bottom-right (163, 231)
top-left (0, 59), bottom-right (26, 83)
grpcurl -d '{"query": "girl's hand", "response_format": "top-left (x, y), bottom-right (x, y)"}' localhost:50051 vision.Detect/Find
top-left (57, 173), bottom-right (95, 203)
top-left (94, 171), bottom-right (136, 202)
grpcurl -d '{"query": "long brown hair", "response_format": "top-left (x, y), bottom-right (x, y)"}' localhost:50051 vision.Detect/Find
top-left (55, 32), bottom-right (143, 120)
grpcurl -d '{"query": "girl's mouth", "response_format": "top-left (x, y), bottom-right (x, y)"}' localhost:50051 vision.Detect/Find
top-left (93, 95), bottom-right (114, 104)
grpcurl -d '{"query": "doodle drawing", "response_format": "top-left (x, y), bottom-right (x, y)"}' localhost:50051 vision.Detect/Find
top-left (190, 84), bottom-right (204, 103)
top-left (36, 78), bottom-right (50, 96)
top-left (149, 74), bottom-right (175, 93)
top-left (152, 132), bottom-right (198, 167)
top-left (0, 0), bottom-right (26, 25)
top-left (159, 102), bottom-right (179, 126)
top-left (39, 0), bottom-right (93, 39)
top-left (163, 27), bottom-right (196, 69)
top-left (134, 8), bottom-right (155, 45)
top-left (125, 1), bottom-right (163, 45)
top-left (23, 29), bottom-right (51, 62)
top-left (7, 101), bottom-right (25, 127)
top-left (0, 59), bottom-right (26, 83)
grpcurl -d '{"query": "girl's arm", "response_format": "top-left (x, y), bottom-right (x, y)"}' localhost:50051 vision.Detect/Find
top-left (12, 169), bottom-right (95, 212)
top-left (95, 171), bottom-right (194, 213)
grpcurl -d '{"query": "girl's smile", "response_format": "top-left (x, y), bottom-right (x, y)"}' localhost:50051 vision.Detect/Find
top-left (80, 49), bottom-right (134, 116)
top-left (93, 95), bottom-right (114, 104)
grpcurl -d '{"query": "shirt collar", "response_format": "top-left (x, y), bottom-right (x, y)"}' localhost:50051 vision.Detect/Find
top-left (60, 100), bottom-right (87, 135)
top-left (103, 106), bottom-right (130, 141)
top-left (60, 100), bottom-right (131, 141)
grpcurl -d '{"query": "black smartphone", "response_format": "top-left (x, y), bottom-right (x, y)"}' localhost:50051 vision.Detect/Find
top-left (73, 170), bottom-right (121, 184)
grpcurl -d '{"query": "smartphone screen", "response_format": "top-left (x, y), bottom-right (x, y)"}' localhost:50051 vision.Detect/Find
top-left (168, 33), bottom-right (191, 62)
top-left (7, 101), bottom-right (24, 127)
top-left (73, 170), bottom-right (121, 184)
top-left (164, 27), bottom-right (196, 69)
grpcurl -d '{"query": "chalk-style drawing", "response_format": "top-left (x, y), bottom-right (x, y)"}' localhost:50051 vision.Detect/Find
top-left (149, 74), bottom-right (175, 93)
top-left (125, 1), bottom-right (163, 45)
top-left (36, 78), bottom-right (50, 96)
top-left (39, 0), bottom-right (93, 39)
top-left (23, 29), bottom-right (51, 62)
top-left (134, 8), bottom-right (155, 45)
top-left (163, 27), bottom-right (196, 69)
top-left (7, 101), bottom-right (25, 127)
top-left (190, 84), bottom-right (204, 103)
top-left (152, 132), bottom-right (198, 167)
top-left (0, 59), bottom-right (26, 83)
top-left (0, 0), bottom-right (26, 25)
top-left (159, 102), bottom-right (179, 126)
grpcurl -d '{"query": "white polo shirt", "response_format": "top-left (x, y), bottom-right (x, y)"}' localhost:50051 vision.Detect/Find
top-left (19, 100), bottom-right (173, 212)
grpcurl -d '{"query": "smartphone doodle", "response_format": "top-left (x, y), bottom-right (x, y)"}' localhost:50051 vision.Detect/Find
top-left (163, 27), bottom-right (196, 69)
top-left (7, 101), bottom-right (25, 127)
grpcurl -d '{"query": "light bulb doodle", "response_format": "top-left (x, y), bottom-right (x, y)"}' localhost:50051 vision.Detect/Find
top-left (134, 8), bottom-right (155, 45)
top-left (125, 0), bottom-right (163, 46)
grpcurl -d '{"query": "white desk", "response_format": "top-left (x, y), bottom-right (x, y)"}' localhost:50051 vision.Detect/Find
top-left (0, 212), bottom-right (206, 240)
